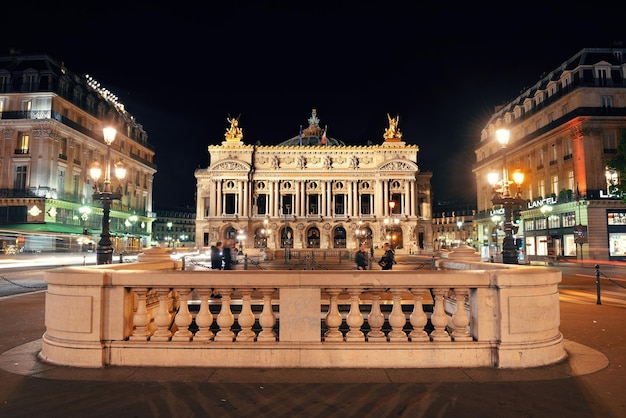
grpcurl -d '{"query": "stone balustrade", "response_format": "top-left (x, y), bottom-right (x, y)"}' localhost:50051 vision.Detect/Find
top-left (40, 250), bottom-right (565, 370)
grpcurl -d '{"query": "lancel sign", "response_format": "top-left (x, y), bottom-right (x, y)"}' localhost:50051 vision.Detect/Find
top-left (527, 196), bottom-right (558, 209)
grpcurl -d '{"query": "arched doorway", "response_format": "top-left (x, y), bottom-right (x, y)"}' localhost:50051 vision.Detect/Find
top-left (281, 226), bottom-right (294, 249)
top-left (307, 227), bottom-right (320, 248)
top-left (225, 226), bottom-right (236, 242)
top-left (333, 226), bottom-right (347, 248)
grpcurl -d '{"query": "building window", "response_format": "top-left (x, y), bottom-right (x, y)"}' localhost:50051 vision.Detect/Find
top-left (14, 166), bottom-right (27, 190)
top-left (360, 194), bottom-right (371, 215)
top-left (0, 75), bottom-right (8, 93)
top-left (73, 174), bottom-right (80, 197)
top-left (567, 171), bottom-right (574, 191)
top-left (17, 132), bottom-right (30, 154)
top-left (538, 179), bottom-right (545, 198)
top-left (604, 131), bottom-right (617, 152)
top-left (601, 95), bottom-right (612, 108)
top-left (565, 137), bottom-right (573, 158)
top-left (24, 74), bottom-right (37, 91)
top-left (597, 68), bottom-right (608, 86)
top-left (537, 149), bottom-right (544, 167)
top-left (224, 194), bottom-right (236, 214)
top-left (281, 195), bottom-right (293, 214)
top-left (551, 175), bottom-right (559, 195)
top-left (59, 137), bottom-right (67, 159)
top-left (334, 195), bottom-right (345, 215)
top-left (308, 194), bottom-right (319, 215)
top-left (256, 194), bottom-right (267, 215)
top-left (203, 197), bottom-right (210, 217)
top-left (548, 214), bottom-right (560, 230)
top-left (524, 219), bottom-right (534, 232)
top-left (58, 170), bottom-right (65, 195)
top-left (563, 212), bottom-right (576, 227)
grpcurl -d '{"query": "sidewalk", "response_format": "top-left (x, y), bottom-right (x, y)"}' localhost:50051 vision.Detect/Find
top-left (1, 274), bottom-right (625, 416)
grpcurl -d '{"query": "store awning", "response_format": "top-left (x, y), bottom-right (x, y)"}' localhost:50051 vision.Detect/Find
top-left (0, 223), bottom-right (85, 235)
top-left (0, 224), bottom-right (152, 238)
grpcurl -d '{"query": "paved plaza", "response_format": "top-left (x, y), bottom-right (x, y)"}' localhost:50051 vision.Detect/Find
top-left (0, 256), bottom-right (625, 417)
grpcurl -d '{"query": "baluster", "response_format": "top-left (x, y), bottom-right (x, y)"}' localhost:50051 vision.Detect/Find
top-left (324, 288), bottom-right (344, 342)
top-left (450, 287), bottom-right (472, 342)
top-left (151, 288), bottom-right (173, 341)
top-left (172, 289), bottom-right (193, 341)
top-left (388, 288), bottom-right (408, 342)
top-left (345, 289), bottom-right (364, 341)
top-left (236, 288), bottom-right (256, 342)
top-left (430, 288), bottom-right (451, 341)
top-left (257, 288), bottom-right (277, 342)
top-left (129, 287), bottom-right (151, 341)
top-left (366, 290), bottom-right (386, 342)
top-left (408, 288), bottom-right (429, 342)
top-left (194, 290), bottom-right (214, 342)
top-left (214, 288), bottom-right (236, 342)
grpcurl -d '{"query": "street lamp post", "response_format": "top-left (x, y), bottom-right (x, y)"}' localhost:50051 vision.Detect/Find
top-left (488, 129), bottom-right (525, 264)
top-left (282, 203), bottom-right (291, 263)
top-left (167, 221), bottom-right (173, 247)
top-left (89, 127), bottom-right (126, 265)
top-left (384, 200), bottom-right (400, 249)
top-left (260, 218), bottom-right (270, 260)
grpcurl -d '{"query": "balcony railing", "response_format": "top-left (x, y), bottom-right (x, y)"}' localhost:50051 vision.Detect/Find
top-left (41, 250), bottom-right (566, 370)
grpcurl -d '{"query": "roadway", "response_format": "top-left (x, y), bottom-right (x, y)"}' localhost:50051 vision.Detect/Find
top-left (1, 253), bottom-right (625, 417)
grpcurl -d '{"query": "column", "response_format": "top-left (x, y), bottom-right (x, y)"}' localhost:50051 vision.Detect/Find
top-left (374, 180), bottom-right (384, 218)
top-left (216, 180), bottom-right (223, 216)
top-left (196, 185), bottom-right (205, 219)
top-left (405, 180), bottom-right (411, 216)
top-left (297, 181), bottom-right (302, 216)
top-left (347, 181), bottom-right (353, 218)
top-left (242, 181), bottom-right (248, 217)
top-left (273, 181), bottom-right (280, 218)
top-left (321, 181), bottom-right (327, 217)
top-left (270, 181), bottom-right (276, 217)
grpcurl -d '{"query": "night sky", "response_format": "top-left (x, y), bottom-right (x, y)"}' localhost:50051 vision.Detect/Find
top-left (3, 1), bottom-right (626, 209)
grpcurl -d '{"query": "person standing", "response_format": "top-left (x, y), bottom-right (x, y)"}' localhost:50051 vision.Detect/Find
top-left (355, 243), bottom-right (368, 270)
top-left (222, 239), bottom-right (233, 270)
top-left (210, 241), bottom-right (223, 270)
top-left (378, 242), bottom-right (395, 270)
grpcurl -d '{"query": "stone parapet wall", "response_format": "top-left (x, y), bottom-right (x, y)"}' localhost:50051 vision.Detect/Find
top-left (40, 258), bottom-right (565, 369)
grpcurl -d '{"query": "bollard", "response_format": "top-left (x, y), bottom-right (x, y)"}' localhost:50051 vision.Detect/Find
top-left (83, 256), bottom-right (86, 266)
top-left (244, 255), bottom-right (248, 270)
top-left (182, 257), bottom-right (186, 271)
top-left (595, 264), bottom-right (602, 305)
top-left (119, 253), bottom-right (123, 264)
top-left (431, 255), bottom-right (435, 270)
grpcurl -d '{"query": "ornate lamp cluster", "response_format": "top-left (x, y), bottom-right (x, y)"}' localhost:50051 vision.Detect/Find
top-left (89, 127), bottom-right (126, 265)
top-left (487, 129), bottom-right (525, 264)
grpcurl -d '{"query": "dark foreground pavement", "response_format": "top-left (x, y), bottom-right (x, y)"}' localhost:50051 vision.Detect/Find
top-left (1, 285), bottom-right (625, 417)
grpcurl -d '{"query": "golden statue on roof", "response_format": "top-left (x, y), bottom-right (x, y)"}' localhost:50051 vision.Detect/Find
top-left (383, 113), bottom-right (402, 141)
top-left (225, 114), bottom-right (243, 142)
